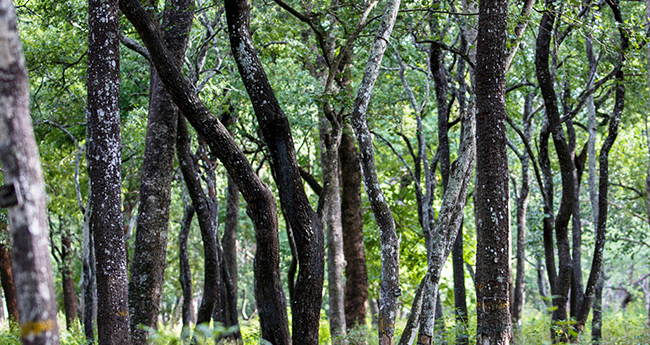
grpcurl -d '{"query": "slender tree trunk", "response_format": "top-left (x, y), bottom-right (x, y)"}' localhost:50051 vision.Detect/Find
top-left (339, 129), bottom-right (369, 332)
top-left (475, 0), bottom-right (512, 343)
top-left (575, 1), bottom-right (628, 337)
top-left (535, 2), bottom-right (576, 339)
top-left (179, 198), bottom-right (194, 335)
top-left (81, 198), bottom-right (96, 342)
top-left (591, 269), bottom-right (604, 344)
top-left (349, 0), bottom-right (401, 342)
top-left (224, 1), bottom-right (324, 342)
top-left (221, 174), bottom-right (241, 342)
top-left (119, 1), bottom-right (290, 342)
top-left (320, 116), bottom-right (346, 343)
top-left (0, 1), bottom-right (60, 343)
top-left (0, 240), bottom-right (19, 322)
top-left (129, 1), bottom-right (194, 343)
top-left (176, 120), bottom-right (221, 327)
top-left (60, 234), bottom-right (79, 329)
top-left (512, 94), bottom-right (533, 326)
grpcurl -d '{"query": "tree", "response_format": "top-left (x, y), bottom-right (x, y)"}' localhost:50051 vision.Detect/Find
top-left (475, 0), bottom-right (512, 344)
top-left (128, 1), bottom-right (194, 343)
top-left (0, 0), bottom-right (60, 343)
top-left (87, 0), bottom-right (131, 343)
top-left (119, 1), bottom-right (290, 342)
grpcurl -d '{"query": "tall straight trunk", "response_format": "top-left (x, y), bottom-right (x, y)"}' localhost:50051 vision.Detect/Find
top-left (339, 129), bottom-right (369, 331)
top-left (221, 174), bottom-right (240, 338)
top-left (176, 120), bottom-right (221, 326)
top-left (348, 0), bottom-right (401, 342)
top-left (88, 0), bottom-right (131, 343)
top-left (475, 0), bottom-right (511, 343)
top-left (129, 1), bottom-right (194, 343)
top-left (0, 238), bottom-right (19, 322)
top-left (320, 117), bottom-right (346, 343)
top-left (119, 1), bottom-right (290, 342)
top-left (512, 94), bottom-right (533, 326)
top-left (60, 234), bottom-right (79, 329)
top-left (0, 1), bottom-right (61, 343)
top-left (223, 1), bottom-right (324, 342)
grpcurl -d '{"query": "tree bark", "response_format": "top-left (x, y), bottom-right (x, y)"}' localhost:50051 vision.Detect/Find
top-left (179, 200), bottom-right (194, 334)
top-left (348, 0), bottom-right (401, 342)
top-left (575, 0), bottom-right (628, 334)
top-left (176, 120), bottom-right (220, 327)
top-left (512, 93), bottom-right (533, 326)
top-left (221, 173), bottom-right (241, 341)
top-left (535, 2), bottom-right (576, 339)
top-left (60, 234), bottom-right (79, 329)
top-left (0, 236), bottom-right (19, 322)
top-left (475, 0), bottom-right (512, 343)
top-left (128, 1), bottom-right (194, 343)
top-left (224, 1), bottom-right (324, 342)
top-left (339, 129), bottom-right (369, 331)
top-left (87, 0), bottom-right (131, 343)
top-left (119, 1), bottom-right (290, 343)
top-left (0, 1), bottom-right (60, 343)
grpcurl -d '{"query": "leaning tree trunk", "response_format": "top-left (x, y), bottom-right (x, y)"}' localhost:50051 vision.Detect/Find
top-left (224, 1), bottom-right (324, 342)
top-left (118, 1), bottom-right (290, 343)
top-left (475, 0), bottom-right (512, 343)
top-left (348, 0), bottom-right (401, 342)
top-left (128, 1), bottom-right (194, 343)
top-left (87, 0), bottom-right (131, 343)
top-left (0, 1), bottom-right (60, 343)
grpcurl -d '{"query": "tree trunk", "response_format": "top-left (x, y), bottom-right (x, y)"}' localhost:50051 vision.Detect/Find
top-left (452, 229), bottom-right (468, 344)
top-left (128, 1), bottom-right (194, 343)
top-left (88, 0), bottom-right (131, 343)
top-left (221, 174), bottom-right (241, 341)
top-left (348, 0), bottom-right (401, 342)
top-left (320, 117), bottom-right (346, 343)
top-left (0, 240), bottom-right (19, 322)
top-left (224, 1), bottom-right (324, 342)
top-left (339, 129), bottom-right (369, 331)
top-left (81, 198), bottom-right (96, 342)
top-left (475, 0), bottom-right (512, 343)
top-left (512, 93), bottom-right (533, 326)
top-left (591, 269), bottom-right (604, 344)
top-left (0, 1), bottom-right (60, 343)
top-left (176, 120), bottom-right (221, 327)
top-left (535, 2), bottom-right (577, 339)
top-left (179, 198), bottom-right (194, 335)
top-left (60, 234), bottom-right (79, 329)
top-left (119, 1), bottom-right (290, 342)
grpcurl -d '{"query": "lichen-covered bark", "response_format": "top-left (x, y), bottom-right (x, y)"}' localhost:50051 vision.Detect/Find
top-left (221, 174), bottom-right (240, 337)
top-left (348, 0), bottom-right (401, 343)
top-left (339, 130), bottom-right (369, 330)
top-left (0, 1), bottom-right (60, 343)
top-left (475, 0), bottom-right (512, 343)
top-left (118, 1), bottom-right (290, 343)
top-left (223, 0), bottom-right (323, 343)
top-left (87, 0), bottom-right (131, 343)
top-left (128, 1), bottom-right (194, 343)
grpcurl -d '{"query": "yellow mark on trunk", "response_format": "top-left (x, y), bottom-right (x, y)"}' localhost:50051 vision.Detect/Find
top-left (21, 319), bottom-right (55, 337)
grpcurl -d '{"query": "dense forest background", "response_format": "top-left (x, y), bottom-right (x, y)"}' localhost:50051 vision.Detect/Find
top-left (1, 0), bottom-right (650, 344)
